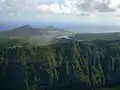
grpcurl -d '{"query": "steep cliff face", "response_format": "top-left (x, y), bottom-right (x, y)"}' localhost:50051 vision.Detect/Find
top-left (0, 41), bottom-right (120, 90)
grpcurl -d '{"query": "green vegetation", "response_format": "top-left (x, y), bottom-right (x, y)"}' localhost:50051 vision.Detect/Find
top-left (96, 85), bottom-right (120, 90)
top-left (0, 38), bottom-right (120, 90)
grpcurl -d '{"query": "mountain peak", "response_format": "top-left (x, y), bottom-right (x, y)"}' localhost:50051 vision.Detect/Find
top-left (46, 26), bottom-right (55, 28)
top-left (19, 25), bottom-right (32, 29)
top-left (43, 26), bottom-right (58, 30)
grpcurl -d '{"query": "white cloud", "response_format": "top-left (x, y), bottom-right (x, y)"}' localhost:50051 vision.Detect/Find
top-left (1, 0), bottom-right (120, 18)
top-left (37, 3), bottom-right (61, 14)
top-left (36, 0), bottom-right (120, 15)
top-left (71, 0), bottom-right (115, 13)
top-left (37, 3), bottom-right (77, 14)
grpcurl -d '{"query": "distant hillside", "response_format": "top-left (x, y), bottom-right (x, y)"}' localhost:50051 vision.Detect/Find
top-left (0, 25), bottom-right (42, 37)
top-left (0, 25), bottom-right (67, 37)
top-left (0, 25), bottom-right (71, 45)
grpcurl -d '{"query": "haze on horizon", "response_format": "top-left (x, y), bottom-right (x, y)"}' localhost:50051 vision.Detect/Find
top-left (1, 0), bottom-right (120, 33)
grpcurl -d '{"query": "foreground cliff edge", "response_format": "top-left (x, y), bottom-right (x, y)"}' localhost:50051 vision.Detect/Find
top-left (0, 40), bottom-right (120, 90)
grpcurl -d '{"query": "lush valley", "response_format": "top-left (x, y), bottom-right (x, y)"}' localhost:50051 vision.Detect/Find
top-left (0, 26), bottom-right (120, 90)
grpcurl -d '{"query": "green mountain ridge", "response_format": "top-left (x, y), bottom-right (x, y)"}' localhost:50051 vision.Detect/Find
top-left (0, 40), bottom-right (120, 90)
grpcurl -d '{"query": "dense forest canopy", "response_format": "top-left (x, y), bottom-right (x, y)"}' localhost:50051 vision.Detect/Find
top-left (0, 38), bottom-right (120, 90)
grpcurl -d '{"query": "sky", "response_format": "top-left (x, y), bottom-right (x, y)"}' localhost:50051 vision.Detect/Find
top-left (1, 0), bottom-right (120, 26)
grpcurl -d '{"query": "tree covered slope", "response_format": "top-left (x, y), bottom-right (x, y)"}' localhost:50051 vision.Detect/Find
top-left (0, 40), bottom-right (120, 90)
